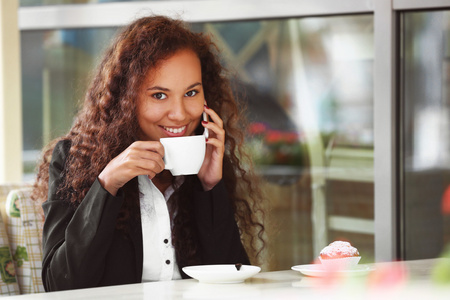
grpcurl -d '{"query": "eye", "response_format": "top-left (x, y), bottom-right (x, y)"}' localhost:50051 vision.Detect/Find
top-left (152, 92), bottom-right (167, 100)
top-left (185, 90), bottom-right (198, 97)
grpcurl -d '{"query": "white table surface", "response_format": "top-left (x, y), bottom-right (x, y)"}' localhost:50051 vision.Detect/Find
top-left (5, 259), bottom-right (450, 299)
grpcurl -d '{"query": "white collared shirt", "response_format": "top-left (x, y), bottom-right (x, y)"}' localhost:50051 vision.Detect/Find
top-left (138, 175), bottom-right (182, 282)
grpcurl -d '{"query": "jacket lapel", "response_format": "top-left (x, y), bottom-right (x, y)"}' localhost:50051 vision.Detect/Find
top-left (125, 177), bottom-right (143, 282)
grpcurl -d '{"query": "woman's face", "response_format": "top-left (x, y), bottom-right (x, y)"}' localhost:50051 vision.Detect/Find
top-left (137, 49), bottom-right (205, 141)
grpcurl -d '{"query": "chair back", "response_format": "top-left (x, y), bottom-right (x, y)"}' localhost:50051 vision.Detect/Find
top-left (5, 188), bottom-right (44, 294)
top-left (0, 209), bottom-right (20, 295)
top-left (0, 184), bottom-right (29, 296)
top-left (0, 184), bottom-right (24, 232)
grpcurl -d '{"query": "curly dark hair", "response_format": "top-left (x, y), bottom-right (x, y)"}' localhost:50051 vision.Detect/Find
top-left (32, 15), bottom-right (265, 266)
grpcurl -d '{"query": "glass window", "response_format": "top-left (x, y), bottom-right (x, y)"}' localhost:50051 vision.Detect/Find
top-left (21, 28), bottom-right (117, 175)
top-left (21, 15), bottom-right (374, 270)
top-left (193, 16), bottom-right (374, 269)
top-left (401, 10), bottom-right (450, 260)
top-left (20, 0), bottom-right (153, 7)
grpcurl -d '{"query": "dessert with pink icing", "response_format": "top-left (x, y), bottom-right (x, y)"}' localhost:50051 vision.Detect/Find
top-left (320, 241), bottom-right (360, 259)
top-left (319, 241), bottom-right (361, 269)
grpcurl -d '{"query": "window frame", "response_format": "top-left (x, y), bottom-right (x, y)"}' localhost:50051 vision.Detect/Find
top-left (15, 0), bottom-right (450, 262)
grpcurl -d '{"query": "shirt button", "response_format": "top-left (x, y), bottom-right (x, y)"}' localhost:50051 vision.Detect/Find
top-left (164, 239), bottom-right (168, 244)
top-left (166, 260), bottom-right (171, 265)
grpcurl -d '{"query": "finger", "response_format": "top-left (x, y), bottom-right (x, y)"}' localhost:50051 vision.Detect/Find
top-left (122, 146), bottom-right (165, 174)
top-left (137, 159), bottom-right (164, 175)
top-left (137, 150), bottom-right (165, 172)
top-left (133, 140), bottom-right (165, 157)
top-left (205, 137), bottom-right (225, 154)
top-left (202, 121), bottom-right (225, 141)
top-left (125, 165), bottom-right (158, 180)
top-left (204, 105), bottom-right (223, 128)
top-left (131, 142), bottom-right (166, 170)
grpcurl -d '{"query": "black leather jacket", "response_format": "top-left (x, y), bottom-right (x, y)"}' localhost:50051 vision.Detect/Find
top-left (41, 139), bottom-right (249, 291)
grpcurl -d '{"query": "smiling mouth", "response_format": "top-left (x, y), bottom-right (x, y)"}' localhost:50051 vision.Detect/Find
top-left (162, 125), bottom-right (186, 134)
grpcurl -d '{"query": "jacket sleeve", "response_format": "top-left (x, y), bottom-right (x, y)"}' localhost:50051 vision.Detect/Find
top-left (41, 140), bottom-right (125, 291)
top-left (192, 180), bottom-right (250, 266)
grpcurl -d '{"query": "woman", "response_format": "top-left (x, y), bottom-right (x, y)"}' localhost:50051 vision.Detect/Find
top-left (32, 15), bottom-right (265, 291)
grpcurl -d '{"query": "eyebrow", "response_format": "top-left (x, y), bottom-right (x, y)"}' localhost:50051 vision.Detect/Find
top-left (147, 82), bottom-right (202, 92)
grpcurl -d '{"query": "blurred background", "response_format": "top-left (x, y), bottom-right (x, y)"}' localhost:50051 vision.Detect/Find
top-left (1, 0), bottom-right (450, 272)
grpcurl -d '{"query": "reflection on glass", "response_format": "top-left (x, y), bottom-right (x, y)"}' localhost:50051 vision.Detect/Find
top-left (195, 17), bottom-right (374, 269)
top-left (401, 11), bottom-right (450, 260)
top-left (21, 15), bottom-right (374, 270)
top-left (21, 28), bottom-right (117, 174)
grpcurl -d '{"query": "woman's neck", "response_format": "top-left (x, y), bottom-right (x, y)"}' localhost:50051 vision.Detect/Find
top-left (151, 170), bottom-right (173, 194)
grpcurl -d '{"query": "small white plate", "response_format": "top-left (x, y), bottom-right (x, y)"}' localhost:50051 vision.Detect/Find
top-left (182, 264), bottom-right (261, 284)
top-left (291, 264), bottom-right (373, 277)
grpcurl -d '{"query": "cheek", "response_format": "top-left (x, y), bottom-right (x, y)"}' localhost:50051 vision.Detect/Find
top-left (188, 101), bottom-right (205, 120)
top-left (137, 102), bottom-right (161, 125)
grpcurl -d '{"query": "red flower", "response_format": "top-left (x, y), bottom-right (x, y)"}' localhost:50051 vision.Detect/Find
top-left (442, 185), bottom-right (450, 215)
top-left (248, 122), bottom-right (267, 135)
top-left (284, 132), bottom-right (299, 143)
top-left (265, 130), bottom-right (283, 144)
top-left (367, 261), bottom-right (408, 289)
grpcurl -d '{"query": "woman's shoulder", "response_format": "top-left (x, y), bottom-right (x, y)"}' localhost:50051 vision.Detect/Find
top-left (51, 138), bottom-right (72, 165)
top-left (54, 138), bottom-right (71, 151)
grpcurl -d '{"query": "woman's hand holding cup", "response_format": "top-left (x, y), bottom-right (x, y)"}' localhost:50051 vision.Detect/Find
top-left (98, 141), bottom-right (165, 196)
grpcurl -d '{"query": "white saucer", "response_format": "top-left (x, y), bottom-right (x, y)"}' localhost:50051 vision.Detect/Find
top-left (182, 264), bottom-right (261, 284)
top-left (291, 264), bottom-right (373, 277)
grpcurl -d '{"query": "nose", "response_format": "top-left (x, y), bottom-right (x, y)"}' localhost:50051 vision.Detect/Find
top-left (167, 98), bottom-right (187, 121)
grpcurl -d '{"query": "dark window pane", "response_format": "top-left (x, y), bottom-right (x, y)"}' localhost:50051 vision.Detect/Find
top-left (401, 10), bottom-right (450, 260)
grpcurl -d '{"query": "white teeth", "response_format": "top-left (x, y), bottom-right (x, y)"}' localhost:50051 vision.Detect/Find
top-left (164, 126), bottom-right (186, 134)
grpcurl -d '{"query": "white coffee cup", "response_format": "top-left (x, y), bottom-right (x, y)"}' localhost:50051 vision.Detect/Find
top-left (160, 135), bottom-right (206, 176)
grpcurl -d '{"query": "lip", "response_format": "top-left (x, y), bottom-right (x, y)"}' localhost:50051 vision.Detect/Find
top-left (160, 125), bottom-right (188, 137)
